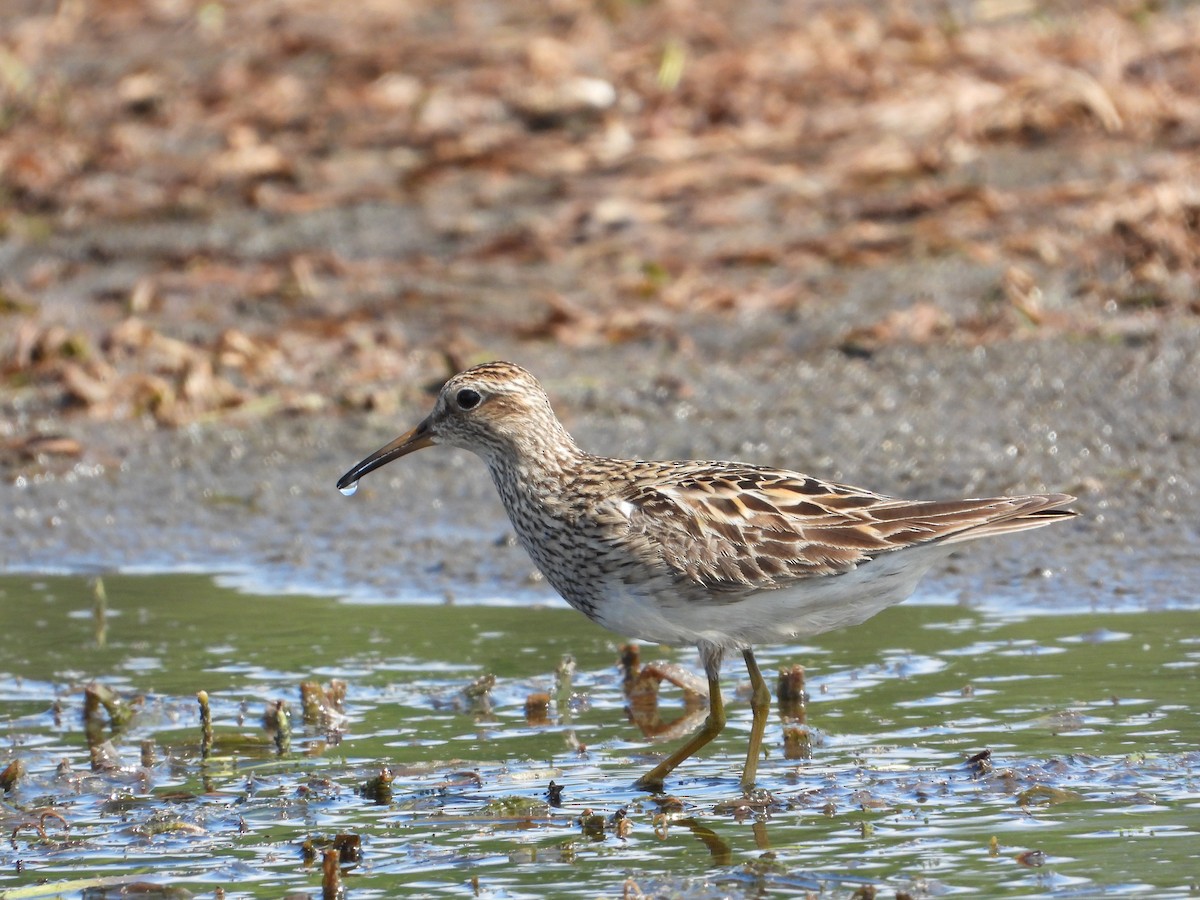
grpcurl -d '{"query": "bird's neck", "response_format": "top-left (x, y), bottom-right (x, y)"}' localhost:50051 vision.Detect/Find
top-left (481, 424), bottom-right (588, 505)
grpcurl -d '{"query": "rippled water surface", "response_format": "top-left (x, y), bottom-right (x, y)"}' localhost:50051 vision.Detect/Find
top-left (1, 573), bottom-right (1198, 898)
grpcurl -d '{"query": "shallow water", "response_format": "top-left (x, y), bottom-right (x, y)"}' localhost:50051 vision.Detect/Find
top-left (1, 573), bottom-right (1198, 898)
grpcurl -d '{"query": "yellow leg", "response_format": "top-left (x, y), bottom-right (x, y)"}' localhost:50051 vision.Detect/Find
top-left (634, 644), bottom-right (725, 792)
top-left (739, 648), bottom-right (771, 792)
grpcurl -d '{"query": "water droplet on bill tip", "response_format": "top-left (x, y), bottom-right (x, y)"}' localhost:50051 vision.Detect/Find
top-left (339, 482), bottom-right (358, 497)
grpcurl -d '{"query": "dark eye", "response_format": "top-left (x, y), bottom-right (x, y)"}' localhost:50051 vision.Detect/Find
top-left (456, 388), bottom-right (482, 410)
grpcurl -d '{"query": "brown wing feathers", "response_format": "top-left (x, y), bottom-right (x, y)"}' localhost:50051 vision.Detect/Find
top-left (623, 467), bottom-right (1076, 590)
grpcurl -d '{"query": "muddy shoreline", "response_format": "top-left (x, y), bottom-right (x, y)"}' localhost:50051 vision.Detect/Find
top-left (6, 322), bottom-right (1197, 611)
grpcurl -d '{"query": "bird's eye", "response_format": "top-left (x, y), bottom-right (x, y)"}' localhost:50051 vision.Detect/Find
top-left (456, 388), bottom-right (482, 410)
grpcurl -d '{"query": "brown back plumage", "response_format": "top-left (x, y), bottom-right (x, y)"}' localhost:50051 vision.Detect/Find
top-left (619, 463), bottom-right (1076, 592)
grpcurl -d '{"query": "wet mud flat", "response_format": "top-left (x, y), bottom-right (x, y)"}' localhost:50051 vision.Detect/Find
top-left (4, 322), bottom-right (1199, 609)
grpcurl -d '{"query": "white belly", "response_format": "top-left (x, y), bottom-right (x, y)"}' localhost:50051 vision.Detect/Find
top-left (588, 544), bottom-right (950, 649)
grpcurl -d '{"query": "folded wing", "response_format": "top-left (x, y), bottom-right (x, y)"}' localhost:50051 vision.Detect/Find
top-left (619, 463), bottom-right (1075, 592)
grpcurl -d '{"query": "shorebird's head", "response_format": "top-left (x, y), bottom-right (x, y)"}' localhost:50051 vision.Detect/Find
top-left (336, 361), bottom-right (570, 493)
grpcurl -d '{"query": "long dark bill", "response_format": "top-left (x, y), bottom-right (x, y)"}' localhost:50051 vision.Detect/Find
top-left (336, 420), bottom-right (433, 491)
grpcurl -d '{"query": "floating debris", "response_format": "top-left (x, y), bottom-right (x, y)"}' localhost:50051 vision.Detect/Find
top-left (300, 679), bottom-right (348, 729)
top-left (1016, 849), bottom-right (1047, 868)
top-left (612, 807), bottom-right (633, 839)
top-left (321, 847), bottom-right (345, 900)
top-left (1016, 785), bottom-right (1083, 807)
top-left (463, 673), bottom-right (495, 703)
top-left (482, 795), bottom-right (550, 820)
top-left (649, 793), bottom-right (686, 817)
top-left (88, 738), bottom-right (122, 773)
top-left (782, 724), bottom-right (824, 761)
top-left (775, 664), bottom-right (807, 720)
top-left (524, 691), bottom-right (551, 726)
top-left (197, 691), bottom-right (213, 760)
top-left (966, 749), bottom-right (993, 777)
top-left (262, 700), bottom-right (291, 755)
top-left (431, 673), bottom-right (497, 717)
top-left (301, 833), bottom-right (362, 866)
top-left (91, 576), bottom-right (107, 647)
top-left (83, 682), bottom-right (137, 734)
top-left (332, 832), bottom-right (362, 864)
top-left (578, 808), bottom-right (606, 839)
top-left (134, 812), bottom-right (207, 838)
top-left (359, 768), bottom-right (394, 804)
top-left (0, 759), bottom-right (22, 792)
top-left (713, 790), bottom-right (782, 817)
top-left (83, 691), bottom-right (128, 763)
top-left (431, 770), bottom-right (483, 791)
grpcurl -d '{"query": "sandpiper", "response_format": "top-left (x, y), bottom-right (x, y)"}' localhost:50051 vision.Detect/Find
top-left (337, 361), bottom-right (1075, 792)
